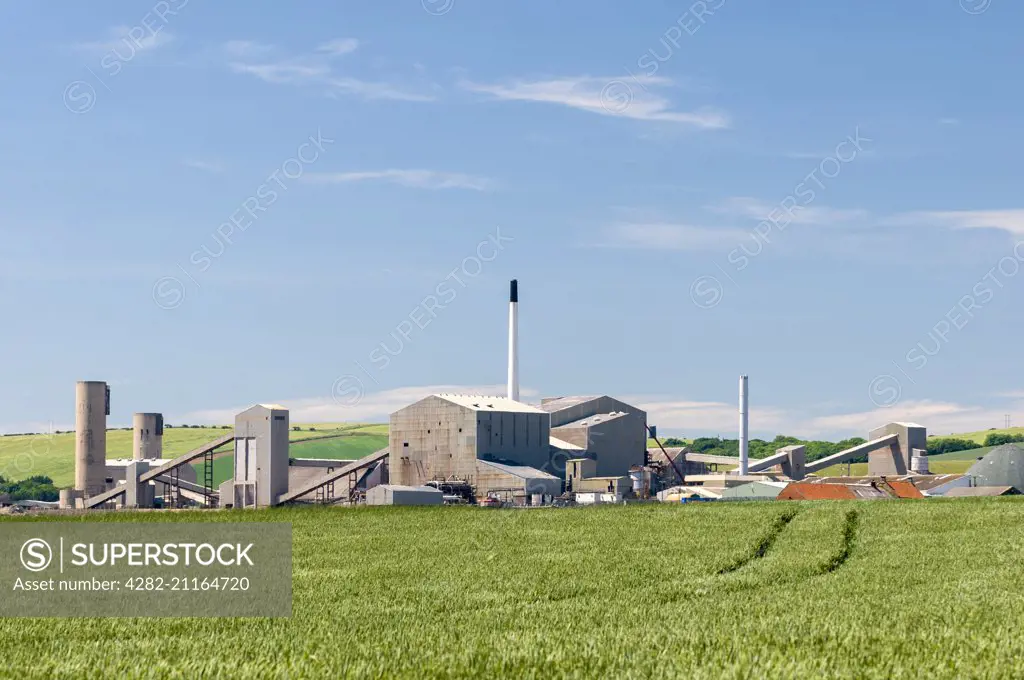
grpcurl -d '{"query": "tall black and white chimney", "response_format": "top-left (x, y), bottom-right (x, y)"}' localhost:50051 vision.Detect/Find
top-left (507, 279), bottom-right (519, 401)
top-left (739, 375), bottom-right (749, 475)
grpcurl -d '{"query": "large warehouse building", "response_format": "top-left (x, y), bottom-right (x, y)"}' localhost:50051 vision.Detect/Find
top-left (388, 393), bottom-right (646, 500)
top-left (389, 394), bottom-right (553, 492)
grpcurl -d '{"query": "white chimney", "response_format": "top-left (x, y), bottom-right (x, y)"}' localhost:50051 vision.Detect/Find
top-left (739, 375), bottom-right (749, 475)
top-left (507, 279), bottom-right (519, 401)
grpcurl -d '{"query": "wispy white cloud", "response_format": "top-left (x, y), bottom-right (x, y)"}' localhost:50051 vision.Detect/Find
top-left (222, 40), bottom-right (275, 58)
top-left (303, 169), bottom-right (493, 191)
top-left (785, 149), bottom-right (878, 161)
top-left (894, 210), bottom-right (1024, 236)
top-left (938, 117), bottom-right (961, 126)
top-left (591, 223), bottom-right (745, 251)
top-left (226, 39), bottom-right (435, 102)
top-left (74, 25), bottom-right (174, 54)
top-left (631, 396), bottom-right (790, 437)
top-left (316, 38), bottom-right (360, 56)
top-left (182, 159), bottom-right (225, 173)
top-left (460, 75), bottom-right (728, 128)
top-left (785, 151), bottom-right (826, 160)
top-left (634, 395), bottom-right (1020, 440)
top-left (172, 385), bottom-right (1023, 442)
top-left (323, 78), bottom-right (436, 102)
top-left (713, 197), bottom-right (869, 226)
top-left (796, 400), bottom-right (1003, 439)
top-left (178, 384), bottom-right (536, 425)
top-left (229, 61), bottom-right (330, 84)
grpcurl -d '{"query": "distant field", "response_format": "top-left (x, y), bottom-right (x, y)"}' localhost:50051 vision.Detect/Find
top-left (814, 460), bottom-right (975, 477)
top-left (3, 499), bottom-right (1024, 677)
top-left (929, 427), bottom-right (1024, 445)
top-left (929, 446), bottom-right (995, 462)
top-left (0, 424), bottom-right (386, 488)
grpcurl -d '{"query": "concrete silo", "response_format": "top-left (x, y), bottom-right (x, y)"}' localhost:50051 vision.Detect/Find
top-left (75, 381), bottom-right (109, 497)
top-left (133, 413), bottom-right (164, 461)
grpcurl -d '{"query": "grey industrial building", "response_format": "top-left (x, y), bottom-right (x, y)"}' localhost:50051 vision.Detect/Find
top-left (387, 393), bottom-right (647, 501)
top-left (389, 394), bottom-right (552, 496)
top-left (229, 404), bottom-right (290, 508)
top-left (541, 396), bottom-right (647, 477)
top-left (366, 484), bottom-right (443, 506)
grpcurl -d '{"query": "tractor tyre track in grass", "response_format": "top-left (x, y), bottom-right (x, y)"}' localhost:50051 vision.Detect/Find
top-left (819, 509), bottom-right (859, 574)
top-left (717, 509), bottom-right (799, 575)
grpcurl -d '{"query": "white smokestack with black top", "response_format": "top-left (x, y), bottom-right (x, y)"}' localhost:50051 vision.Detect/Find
top-left (739, 375), bottom-right (749, 475)
top-left (507, 279), bottom-right (519, 401)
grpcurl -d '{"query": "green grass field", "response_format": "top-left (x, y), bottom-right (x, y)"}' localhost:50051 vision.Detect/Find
top-left (2, 499), bottom-right (1024, 677)
top-left (0, 425), bottom-right (387, 488)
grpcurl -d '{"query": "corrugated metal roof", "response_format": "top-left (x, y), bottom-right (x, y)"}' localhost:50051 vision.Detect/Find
top-left (434, 394), bottom-right (545, 414)
top-left (967, 444), bottom-right (1024, 492)
top-left (779, 482), bottom-right (887, 501)
top-left (658, 485), bottom-right (722, 501)
top-left (912, 474), bottom-right (966, 491)
top-left (884, 479), bottom-right (925, 499)
top-left (538, 396), bottom-right (601, 412)
top-left (944, 486), bottom-right (1018, 497)
top-left (553, 412), bottom-right (629, 428)
top-left (808, 474), bottom-right (964, 493)
top-left (477, 460), bottom-right (559, 480)
top-left (720, 481), bottom-right (788, 500)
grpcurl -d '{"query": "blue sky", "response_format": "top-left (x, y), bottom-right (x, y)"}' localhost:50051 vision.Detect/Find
top-left (2, 0), bottom-right (1023, 440)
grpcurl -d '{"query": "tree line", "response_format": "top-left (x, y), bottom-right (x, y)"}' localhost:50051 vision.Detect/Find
top-left (0, 475), bottom-right (59, 502)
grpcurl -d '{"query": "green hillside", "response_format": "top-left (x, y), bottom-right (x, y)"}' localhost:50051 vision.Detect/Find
top-left (0, 424), bottom-right (385, 488)
top-left (928, 426), bottom-right (1024, 445)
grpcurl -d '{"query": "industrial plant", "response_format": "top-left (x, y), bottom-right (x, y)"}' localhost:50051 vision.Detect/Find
top-left (42, 279), bottom-right (1013, 513)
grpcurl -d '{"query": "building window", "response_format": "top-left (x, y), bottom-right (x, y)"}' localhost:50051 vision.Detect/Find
top-left (403, 442), bottom-right (409, 448)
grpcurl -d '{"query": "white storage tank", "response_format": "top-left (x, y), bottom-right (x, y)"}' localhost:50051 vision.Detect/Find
top-left (910, 448), bottom-right (929, 474)
top-left (133, 413), bottom-right (164, 461)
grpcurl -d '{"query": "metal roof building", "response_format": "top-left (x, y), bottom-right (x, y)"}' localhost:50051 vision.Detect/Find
top-left (719, 481), bottom-right (789, 501)
top-left (366, 484), bottom-right (443, 506)
top-left (389, 394), bottom-right (554, 498)
top-left (809, 474), bottom-right (968, 497)
top-left (658, 485), bottom-right (723, 502)
top-left (476, 460), bottom-right (562, 498)
top-left (541, 395), bottom-right (647, 477)
top-left (944, 486), bottom-right (1019, 498)
top-left (967, 444), bottom-right (1024, 492)
top-left (778, 482), bottom-right (892, 501)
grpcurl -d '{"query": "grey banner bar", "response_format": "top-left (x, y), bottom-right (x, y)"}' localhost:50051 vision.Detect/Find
top-left (0, 522), bottom-right (291, 618)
